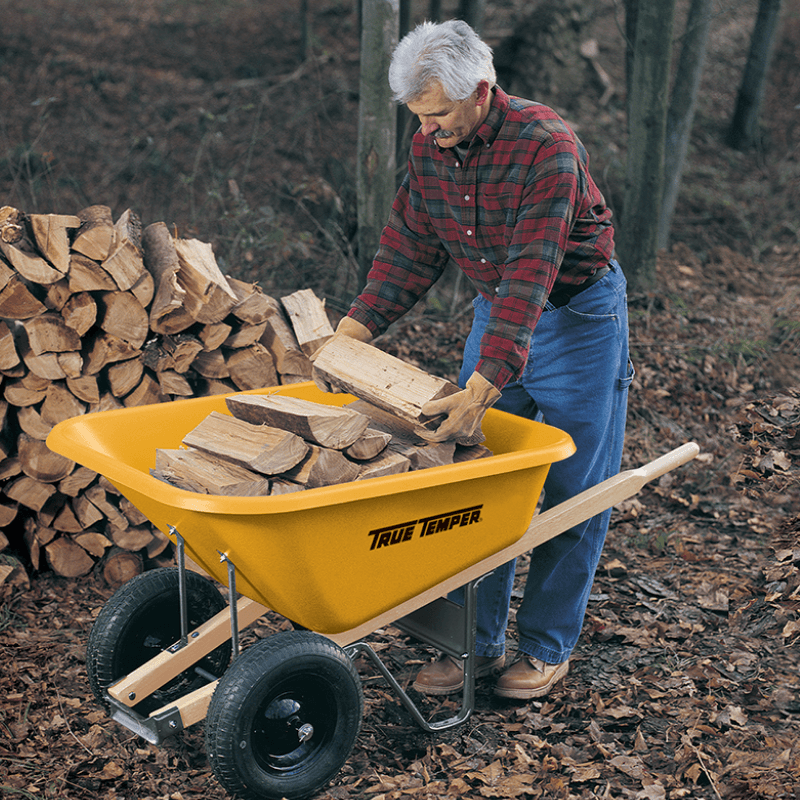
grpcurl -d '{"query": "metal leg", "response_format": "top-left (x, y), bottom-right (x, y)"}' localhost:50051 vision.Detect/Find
top-left (170, 526), bottom-right (189, 649)
top-left (219, 551), bottom-right (240, 659)
top-left (345, 576), bottom-right (484, 733)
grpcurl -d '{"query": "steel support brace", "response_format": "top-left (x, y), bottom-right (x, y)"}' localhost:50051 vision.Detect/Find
top-left (345, 577), bottom-right (483, 732)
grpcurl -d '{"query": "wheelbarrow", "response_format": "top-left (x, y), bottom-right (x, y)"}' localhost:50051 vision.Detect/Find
top-left (46, 382), bottom-right (699, 800)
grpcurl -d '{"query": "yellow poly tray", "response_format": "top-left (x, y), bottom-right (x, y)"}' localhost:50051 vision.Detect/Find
top-left (47, 383), bottom-right (575, 634)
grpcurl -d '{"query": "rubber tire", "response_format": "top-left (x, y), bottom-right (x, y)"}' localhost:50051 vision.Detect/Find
top-left (86, 567), bottom-right (231, 716)
top-left (206, 631), bottom-right (363, 800)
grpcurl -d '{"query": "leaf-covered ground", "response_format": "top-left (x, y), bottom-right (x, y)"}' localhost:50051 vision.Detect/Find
top-left (1, 0), bottom-right (799, 798)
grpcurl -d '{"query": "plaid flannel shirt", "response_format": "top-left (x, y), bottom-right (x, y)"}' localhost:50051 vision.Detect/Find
top-left (349, 86), bottom-right (615, 389)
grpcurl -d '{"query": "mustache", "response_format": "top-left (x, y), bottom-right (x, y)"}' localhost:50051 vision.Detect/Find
top-left (433, 129), bottom-right (456, 139)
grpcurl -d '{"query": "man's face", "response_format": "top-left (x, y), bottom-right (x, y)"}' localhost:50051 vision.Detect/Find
top-left (406, 80), bottom-right (490, 149)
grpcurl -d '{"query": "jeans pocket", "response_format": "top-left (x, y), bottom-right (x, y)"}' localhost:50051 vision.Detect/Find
top-left (618, 358), bottom-right (635, 390)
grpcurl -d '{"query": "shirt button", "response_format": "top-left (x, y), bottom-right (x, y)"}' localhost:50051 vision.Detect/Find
top-left (481, 258), bottom-right (487, 263)
top-left (466, 230), bottom-right (473, 236)
top-left (464, 194), bottom-right (470, 201)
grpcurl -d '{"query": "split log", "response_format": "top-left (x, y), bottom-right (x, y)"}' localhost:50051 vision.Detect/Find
top-left (6, 476), bottom-right (58, 512)
top-left (68, 253), bottom-right (117, 292)
top-left (129, 268), bottom-right (155, 309)
top-left (40, 383), bottom-right (86, 426)
top-left (57, 351), bottom-right (83, 379)
top-left (102, 208), bottom-right (145, 291)
top-left (72, 205), bottom-right (115, 261)
top-left (0, 238), bottom-right (63, 284)
top-left (58, 466), bottom-right (96, 497)
top-left (228, 277), bottom-right (276, 325)
top-left (73, 493), bottom-right (104, 528)
top-left (157, 369), bottom-right (193, 397)
top-left (356, 449), bottom-right (411, 480)
top-left (46, 536), bottom-right (95, 577)
top-left (182, 411), bottom-right (309, 475)
top-left (83, 331), bottom-right (141, 375)
top-left (96, 291), bottom-right (149, 348)
top-left (18, 433), bottom-right (75, 483)
top-left (162, 333), bottom-right (203, 373)
top-left (0, 274), bottom-right (48, 319)
top-left (344, 427), bottom-right (392, 461)
top-left (107, 356), bottom-right (144, 397)
top-left (110, 525), bottom-right (153, 552)
top-left (123, 372), bottom-right (169, 407)
top-left (192, 348), bottom-right (229, 379)
top-left (52, 503), bottom-right (84, 534)
top-left (226, 393), bottom-right (369, 449)
top-left (222, 320), bottom-right (268, 349)
top-left (199, 321), bottom-right (232, 351)
top-left (28, 213), bottom-right (80, 274)
top-left (23, 313), bottom-right (81, 355)
top-left (313, 337), bottom-right (484, 444)
top-left (143, 222), bottom-right (194, 334)
top-left (0, 320), bottom-right (20, 370)
top-left (173, 238), bottom-right (238, 323)
top-left (0, 503), bottom-right (17, 529)
top-left (281, 288), bottom-right (334, 356)
top-left (152, 447), bottom-right (272, 496)
top-left (73, 532), bottom-right (112, 558)
top-left (4, 380), bottom-right (48, 407)
top-left (66, 375), bottom-right (100, 405)
top-left (17, 406), bottom-right (53, 440)
top-left (281, 443), bottom-right (360, 489)
top-left (225, 344), bottom-right (278, 391)
top-left (84, 485), bottom-right (129, 530)
top-left (259, 296), bottom-right (312, 378)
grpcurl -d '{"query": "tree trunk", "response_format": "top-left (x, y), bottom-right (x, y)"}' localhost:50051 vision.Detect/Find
top-left (356, 0), bottom-right (398, 286)
top-left (727, 0), bottom-right (783, 150)
top-left (617, 0), bottom-right (677, 293)
top-left (458, 0), bottom-right (486, 33)
top-left (657, 0), bottom-right (714, 250)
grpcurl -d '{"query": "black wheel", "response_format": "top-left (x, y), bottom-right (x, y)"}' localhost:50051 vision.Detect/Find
top-left (86, 567), bottom-right (232, 716)
top-left (206, 631), bottom-right (363, 800)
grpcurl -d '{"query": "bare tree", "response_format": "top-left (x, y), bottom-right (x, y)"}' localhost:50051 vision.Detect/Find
top-left (617, 0), bottom-right (677, 293)
top-left (357, 0), bottom-right (399, 285)
top-left (728, 0), bottom-right (783, 150)
top-left (657, 0), bottom-right (714, 249)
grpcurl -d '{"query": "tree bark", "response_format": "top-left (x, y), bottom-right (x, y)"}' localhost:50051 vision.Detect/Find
top-left (727, 0), bottom-right (783, 150)
top-left (658, 0), bottom-right (714, 250)
top-left (357, 0), bottom-right (398, 285)
top-left (617, 0), bottom-right (677, 293)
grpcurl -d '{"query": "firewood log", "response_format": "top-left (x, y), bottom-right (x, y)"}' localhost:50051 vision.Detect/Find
top-left (99, 546), bottom-right (143, 587)
top-left (225, 344), bottom-right (278, 391)
top-left (68, 253), bottom-right (117, 292)
top-left (72, 205), bottom-right (115, 261)
top-left (259, 296), bottom-right (312, 378)
top-left (173, 238), bottom-right (237, 323)
top-left (95, 291), bottom-right (149, 349)
top-left (182, 411), bottom-right (310, 475)
top-left (280, 443), bottom-right (360, 489)
top-left (152, 447), bottom-right (272, 496)
top-left (280, 288), bottom-right (334, 356)
top-left (143, 222), bottom-right (194, 334)
top-left (225, 393), bottom-right (369, 449)
top-left (28, 213), bottom-right (80, 274)
top-left (17, 433), bottom-right (75, 483)
top-left (102, 208), bottom-right (145, 291)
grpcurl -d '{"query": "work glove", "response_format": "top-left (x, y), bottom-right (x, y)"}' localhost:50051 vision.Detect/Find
top-left (418, 371), bottom-right (502, 443)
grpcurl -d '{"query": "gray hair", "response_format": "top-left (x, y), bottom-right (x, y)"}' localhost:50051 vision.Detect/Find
top-left (388, 20), bottom-right (496, 105)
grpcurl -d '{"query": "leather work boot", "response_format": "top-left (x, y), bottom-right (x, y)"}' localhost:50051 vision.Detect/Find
top-left (494, 656), bottom-right (569, 699)
top-left (412, 654), bottom-right (506, 695)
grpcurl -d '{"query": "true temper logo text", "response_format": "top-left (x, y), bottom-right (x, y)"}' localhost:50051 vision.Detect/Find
top-left (367, 505), bottom-right (483, 551)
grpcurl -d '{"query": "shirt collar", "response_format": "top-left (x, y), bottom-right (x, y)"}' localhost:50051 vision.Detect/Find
top-left (474, 85), bottom-right (508, 148)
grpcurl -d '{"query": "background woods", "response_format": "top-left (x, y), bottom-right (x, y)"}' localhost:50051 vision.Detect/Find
top-left (1, 1), bottom-right (799, 799)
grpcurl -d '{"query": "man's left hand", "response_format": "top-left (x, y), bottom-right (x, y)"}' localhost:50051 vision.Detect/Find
top-left (418, 372), bottom-right (501, 443)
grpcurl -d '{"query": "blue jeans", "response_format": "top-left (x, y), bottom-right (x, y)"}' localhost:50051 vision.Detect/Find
top-left (454, 261), bottom-right (633, 664)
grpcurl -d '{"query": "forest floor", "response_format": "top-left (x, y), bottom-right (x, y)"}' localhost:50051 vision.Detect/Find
top-left (1, 0), bottom-right (800, 799)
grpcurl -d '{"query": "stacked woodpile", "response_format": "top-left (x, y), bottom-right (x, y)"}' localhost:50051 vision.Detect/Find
top-left (0, 203), bottom-right (339, 587)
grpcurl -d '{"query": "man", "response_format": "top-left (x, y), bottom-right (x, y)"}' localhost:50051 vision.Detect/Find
top-left (333, 20), bottom-right (633, 699)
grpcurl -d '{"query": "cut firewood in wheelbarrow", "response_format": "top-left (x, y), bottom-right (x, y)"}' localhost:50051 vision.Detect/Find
top-left (225, 393), bottom-right (369, 449)
top-left (152, 447), bottom-right (272, 496)
top-left (312, 335), bottom-right (484, 445)
top-left (182, 411), bottom-right (310, 476)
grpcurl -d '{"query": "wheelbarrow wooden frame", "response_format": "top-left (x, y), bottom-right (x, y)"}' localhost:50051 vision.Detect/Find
top-left (102, 441), bottom-right (699, 743)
